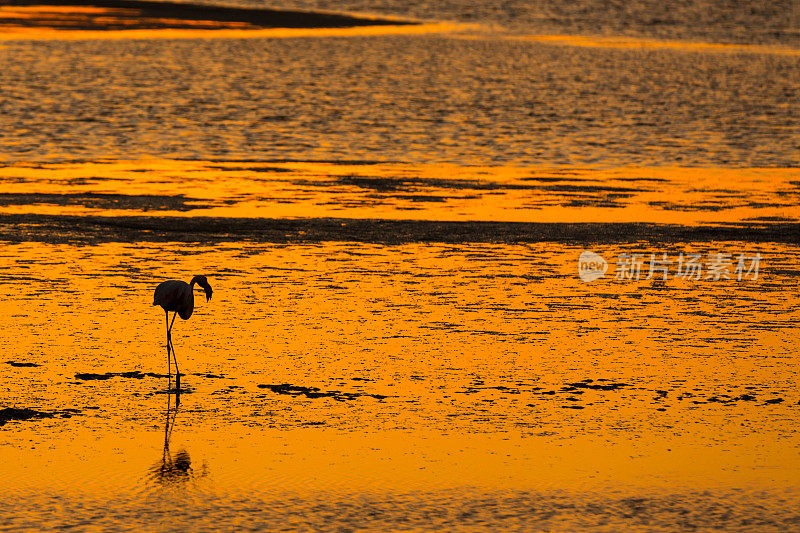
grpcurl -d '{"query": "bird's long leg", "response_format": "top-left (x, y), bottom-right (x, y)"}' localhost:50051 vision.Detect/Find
top-left (163, 387), bottom-right (171, 459)
top-left (165, 311), bottom-right (171, 388)
top-left (168, 312), bottom-right (180, 390)
top-left (171, 338), bottom-right (180, 391)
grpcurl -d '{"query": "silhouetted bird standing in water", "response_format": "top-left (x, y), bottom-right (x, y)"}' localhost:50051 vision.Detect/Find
top-left (153, 275), bottom-right (213, 390)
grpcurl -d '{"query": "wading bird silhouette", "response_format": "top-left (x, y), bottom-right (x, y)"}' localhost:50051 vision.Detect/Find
top-left (153, 275), bottom-right (213, 390)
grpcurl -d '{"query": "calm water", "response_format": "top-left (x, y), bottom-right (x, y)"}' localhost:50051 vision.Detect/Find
top-left (1, 235), bottom-right (799, 531)
top-left (0, 1), bottom-right (799, 531)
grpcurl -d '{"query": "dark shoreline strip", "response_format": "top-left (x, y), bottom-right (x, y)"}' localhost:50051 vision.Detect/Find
top-left (1, 0), bottom-right (414, 30)
top-left (0, 214), bottom-right (797, 244)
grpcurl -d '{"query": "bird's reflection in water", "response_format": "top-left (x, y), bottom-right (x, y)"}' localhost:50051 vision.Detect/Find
top-left (149, 390), bottom-right (208, 485)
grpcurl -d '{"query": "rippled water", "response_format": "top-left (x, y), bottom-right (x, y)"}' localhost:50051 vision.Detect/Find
top-left (0, 12), bottom-right (798, 166)
top-left (208, 0), bottom-right (800, 46)
top-left (1, 161), bottom-right (799, 530)
top-left (1, 1), bottom-right (799, 530)
top-left (1, 237), bottom-right (799, 530)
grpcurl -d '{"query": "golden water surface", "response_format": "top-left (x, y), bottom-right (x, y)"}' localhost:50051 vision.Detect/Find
top-left (0, 161), bottom-right (798, 530)
top-left (0, 2), bottom-right (798, 529)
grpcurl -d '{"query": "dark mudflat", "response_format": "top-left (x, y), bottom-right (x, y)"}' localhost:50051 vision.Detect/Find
top-left (0, 407), bottom-right (81, 426)
top-left (0, 0), bottom-right (414, 31)
top-left (75, 371), bottom-right (167, 380)
top-left (0, 193), bottom-right (211, 212)
top-left (258, 383), bottom-right (388, 401)
top-left (0, 213), bottom-right (797, 245)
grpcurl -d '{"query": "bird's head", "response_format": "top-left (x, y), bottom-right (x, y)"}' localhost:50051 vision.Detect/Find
top-left (193, 275), bottom-right (213, 302)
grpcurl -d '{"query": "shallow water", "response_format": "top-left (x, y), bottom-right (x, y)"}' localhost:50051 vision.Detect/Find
top-left (2, 236), bottom-right (799, 530)
top-left (1, 160), bottom-right (798, 223)
top-left (1, 0), bottom-right (799, 530)
top-left (1, 163), bottom-right (799, 530)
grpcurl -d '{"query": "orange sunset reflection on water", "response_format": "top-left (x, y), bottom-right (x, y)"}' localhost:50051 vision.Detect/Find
top-left (1, 206), bottom-right (799, 529)
top-left (0, 159), bottom-right (798, 224)
top-left (1, 0), bottom-right (799, 529)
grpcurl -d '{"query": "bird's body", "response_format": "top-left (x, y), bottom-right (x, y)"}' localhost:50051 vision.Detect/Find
top-left (153, 275), bottom-right (213, 389)
top-left (154, 280), bottom-right (197, 320)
